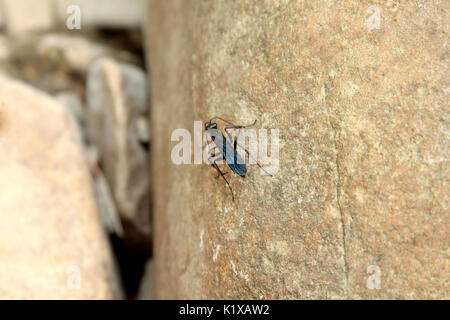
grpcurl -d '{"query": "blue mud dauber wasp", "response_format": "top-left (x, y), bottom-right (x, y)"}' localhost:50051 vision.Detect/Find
top-left (205, 117), bottom-right (272, 201)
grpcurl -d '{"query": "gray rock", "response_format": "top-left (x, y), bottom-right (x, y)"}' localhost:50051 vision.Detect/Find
top-left (93, 167), bottom-right (125, 237)
top-left (137, 259), bottom-right (154, 300)
top-left (55, 91), bottom-right (85, 133)
top-left (136, 115), bottom-right (151, 144)
top-left (87, 57), bottom-right (151, 244)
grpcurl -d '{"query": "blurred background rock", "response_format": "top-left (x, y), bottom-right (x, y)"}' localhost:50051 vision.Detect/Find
top-left (0, 0), bottom-right (152, 299)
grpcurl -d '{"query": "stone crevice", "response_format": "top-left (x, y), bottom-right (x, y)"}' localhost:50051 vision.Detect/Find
top-left (322, 84), bottom-right (349, 298)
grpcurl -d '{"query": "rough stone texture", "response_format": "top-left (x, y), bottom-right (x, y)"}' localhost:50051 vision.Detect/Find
top-left (87, 57), bottom-right (151, 245)
top-left (148, 0), bottom-right (449, 299)
top-left (0, 76), bottom-right (121, 299)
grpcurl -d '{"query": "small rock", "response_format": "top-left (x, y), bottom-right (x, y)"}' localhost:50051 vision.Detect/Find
top-left (85, 144), bottom-right (100, 171)
top-left (36, 34), bottom-right (113, 74)
top-left (0, 36), bottom-right (10, 60)
top-left (84, 144), bottom-right (123, 237)
top-left (87, 57), bottom-right (151, 244)
top-left (0, 75), bottom-right (122, 298)
top-left (93, 169), bottom-right (124, 237)
top-left (136, 116), bottom-right (151, 144)
top-left (137, 259), bottom-right (154, 300)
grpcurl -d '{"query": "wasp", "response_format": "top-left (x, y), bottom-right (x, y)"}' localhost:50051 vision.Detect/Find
top-left (205, 117), bottom-right (272, 201)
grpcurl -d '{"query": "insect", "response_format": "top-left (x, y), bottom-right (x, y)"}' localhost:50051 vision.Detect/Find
top-left (205, 116), bottom-right (272, 201)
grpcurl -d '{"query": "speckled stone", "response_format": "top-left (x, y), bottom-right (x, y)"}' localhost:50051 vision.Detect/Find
top-left (0, 76), bottom-right (121, 299)
top-left (148, 0), bottom-right (449, 299)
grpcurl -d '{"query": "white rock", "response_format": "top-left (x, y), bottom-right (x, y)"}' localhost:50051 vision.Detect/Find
top-left (0, 75), bottom-right (122, 299)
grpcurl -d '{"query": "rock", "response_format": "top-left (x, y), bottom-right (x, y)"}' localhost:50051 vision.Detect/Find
top-left (0, 35), bottom-right (83, 94)
top-left (136, 116), bottom-right (151, 145)
top-left (55, 0), bottom-right (147, 29)
top-left (3, 0), bottom-right (54, 34)
top-left (0, 75), bottom-right (122, 299)
top-left (87, 57), bottom-right (151, 245)
top-left (85, 144), bottom-right (124, 237)
top-left (137, 259), bottom-right (154, 300)
top-left (0, 36), bottom-right (11, 61)
top-left (55, 91), bottom-right (86, 136)
top-left (36, 33), bottom-right (137, 75)
top-left (148, 0), bottom-right (449, 299)
top-left (0, 33), bottom-right (139, 94)
top-left (93, 167), bottom-right (125, 237)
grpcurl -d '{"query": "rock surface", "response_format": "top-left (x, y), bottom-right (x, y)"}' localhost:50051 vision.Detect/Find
top-left (0, 76), bottom-right (121, 299)
top-left (148, 0), bottom-right (449, 299)
top-left (87, 57), bottom-right (151, 245)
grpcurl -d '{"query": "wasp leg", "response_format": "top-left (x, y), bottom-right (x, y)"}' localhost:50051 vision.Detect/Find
top-left (208, 155), bottom-right (228, 179)
top-left (208, 146), bottom-right (228, 179)
top-left (222, 121), bottom-right (271, 175)
top-left (224, 120), bottom-right (257, 140)
top-left (225, 124), bottom-right (272, 176)
top-left (209, 116), bottom-right (256, 130)
top-left (235, 141), bottom-right (273, 176)
top-left (210, 161), bottom-right (234, 202)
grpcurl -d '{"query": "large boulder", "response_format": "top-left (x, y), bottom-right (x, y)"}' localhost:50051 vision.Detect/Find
top-left (147, 0), bottom-right (448, 299)
top-left (0, 76), bottom-right (121, 299)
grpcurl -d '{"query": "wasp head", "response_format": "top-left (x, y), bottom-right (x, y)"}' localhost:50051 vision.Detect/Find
top-left (205, 121), bottom-right (217, 131)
